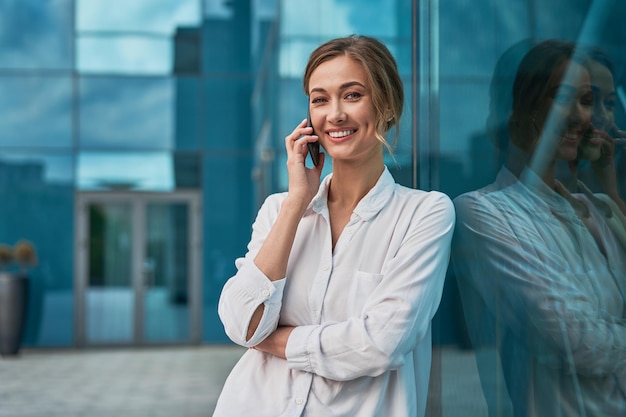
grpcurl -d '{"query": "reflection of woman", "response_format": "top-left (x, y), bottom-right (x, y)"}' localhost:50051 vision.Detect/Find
top-left (453, 40), bottom-right (626, 417)
top-left (576, 47), bottom-right (626, 218)
top-left (214, 35), bottom-right (455, 417)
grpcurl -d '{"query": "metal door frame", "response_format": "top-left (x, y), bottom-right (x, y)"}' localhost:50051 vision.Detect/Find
top-left (75, 191), bottom-right (202, 347)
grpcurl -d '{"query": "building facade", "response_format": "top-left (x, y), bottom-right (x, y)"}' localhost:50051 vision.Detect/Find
top-left (1, 0), bottom-right (624, 352)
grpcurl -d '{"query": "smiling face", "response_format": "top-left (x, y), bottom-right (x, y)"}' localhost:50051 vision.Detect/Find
top-left (534, 60), bottom-right (593, 161)
top-left (308, 55), bottom-right (382, 164)
top-left (588, 59), bottom-right (616, 132)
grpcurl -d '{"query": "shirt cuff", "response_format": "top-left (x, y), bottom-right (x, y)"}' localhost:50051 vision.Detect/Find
top-left (285, 324), bottom-right (317, 373)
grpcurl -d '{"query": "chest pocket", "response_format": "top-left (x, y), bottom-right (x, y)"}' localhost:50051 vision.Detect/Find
top-left (347, 271), bottom-right (383, 316)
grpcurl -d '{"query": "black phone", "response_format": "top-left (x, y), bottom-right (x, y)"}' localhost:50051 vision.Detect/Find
top-left (306, 108), bottom-right (320, 166)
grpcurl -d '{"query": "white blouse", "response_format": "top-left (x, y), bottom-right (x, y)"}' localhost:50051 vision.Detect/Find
top-left (214, 167), bottom-right (455, 417)
top-left (453, 167), bottom-right (626, 417)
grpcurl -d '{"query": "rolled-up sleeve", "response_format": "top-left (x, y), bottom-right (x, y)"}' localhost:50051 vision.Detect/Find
top-left (218, 194), bottom-right (287, 347)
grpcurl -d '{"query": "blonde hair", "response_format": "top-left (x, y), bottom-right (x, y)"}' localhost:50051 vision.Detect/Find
top-left (303, 35), bottom-right (404, 155)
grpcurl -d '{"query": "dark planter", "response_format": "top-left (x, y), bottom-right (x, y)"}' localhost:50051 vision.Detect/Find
top-left (0, 272), bottom-right (29, 356)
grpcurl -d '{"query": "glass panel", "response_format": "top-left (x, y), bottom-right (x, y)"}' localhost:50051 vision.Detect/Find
top-left (204, 0), bottom-right (234, 19)
top-left (143, 202), bottom-right (190, 342)
top-left (86, 202), bottom-right (133, 343)
top-left (0, 153), bottom-right (74, 346)
top-left (79, 77), bottom-right (173, 148)
top-left (203, 155), bottom-right (253, 342)
top-left (437, 1), bottom-right (626, 416)
top-left (77, 36), bottom-right (172, 75)
top-left (0, 153), bottom-right (74, 186)
top-left (202, 79), bottom-right (253, 150)
top-left (0, 76), bottom-right (72, 149)
top-left (174, 77), bottom-right (201, 149)
top-left (76, 0), bottom-right (201, 75)
top-left (77, 152), bottom-right (200, 191)
top-left (281, 0), bottom-right (398, 38)
top-left (0, 0), bottom-right (72, 70)
top-left (77, 0), bottom-right (200, 33)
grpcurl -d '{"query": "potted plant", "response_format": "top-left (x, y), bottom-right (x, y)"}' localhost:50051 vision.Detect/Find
top-left (0, 240), bottom-right (37, 356)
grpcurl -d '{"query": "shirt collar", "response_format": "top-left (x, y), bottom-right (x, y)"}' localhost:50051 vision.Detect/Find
top-left (309, 166), bottom-right (396, 221)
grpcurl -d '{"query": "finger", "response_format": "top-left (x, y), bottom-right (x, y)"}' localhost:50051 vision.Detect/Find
top-left (615, 138), bottom-right (626, 146)
top-left (285, 119), bottom-right (311, 153)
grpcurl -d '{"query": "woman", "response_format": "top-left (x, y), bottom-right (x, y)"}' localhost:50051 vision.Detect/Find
top-left (213, 35), bottom-right (455, 417)
top-left (576, 47), bottom-right (626, 217)
top-left (453, 40), bottom-right (626, 417)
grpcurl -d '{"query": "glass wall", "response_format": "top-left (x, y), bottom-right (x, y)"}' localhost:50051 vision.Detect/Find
top-left (434, 1), bottom-right (626, 416)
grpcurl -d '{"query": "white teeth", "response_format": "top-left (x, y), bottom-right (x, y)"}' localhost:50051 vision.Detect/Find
top-left (328, 130), bottom-right (355, 138)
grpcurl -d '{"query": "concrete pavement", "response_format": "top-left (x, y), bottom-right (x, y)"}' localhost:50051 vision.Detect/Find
top-left (0, 345), bottom-right (498, 417)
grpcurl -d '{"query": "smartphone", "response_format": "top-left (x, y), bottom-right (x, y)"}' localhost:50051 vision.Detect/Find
top-left (306, 107), bottom-right (320, 166)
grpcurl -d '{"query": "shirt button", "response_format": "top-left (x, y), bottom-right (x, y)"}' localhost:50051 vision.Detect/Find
top-left (323, 265), bottom-right (330, 271)
top-left (295, 397), bottom-right (304, 405)
top-left (261, 289), bottom-right (270, 297)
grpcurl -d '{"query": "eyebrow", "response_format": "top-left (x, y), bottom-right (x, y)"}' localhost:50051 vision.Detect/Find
top-left (590, 85), bottom-right (616, 96)
top-left (309, 81), bottom-right (366, 95)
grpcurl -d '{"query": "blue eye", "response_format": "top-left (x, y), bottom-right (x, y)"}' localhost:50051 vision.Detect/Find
top-left (345, 92), bottom-right (362, 100)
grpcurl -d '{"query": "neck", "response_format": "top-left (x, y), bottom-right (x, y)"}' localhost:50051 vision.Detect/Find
top-left (328, 160), bottom-right (385, 210)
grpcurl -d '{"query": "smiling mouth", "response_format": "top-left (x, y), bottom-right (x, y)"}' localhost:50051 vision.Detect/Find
top-left (328, 130), bottom-right (356, 138)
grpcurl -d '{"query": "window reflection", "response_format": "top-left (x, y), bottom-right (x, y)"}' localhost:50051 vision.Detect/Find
top-left (76, 0), bottom-right (200, 75)
top-left (204, 0), bottom-right (233, 19)
top-left (280, 0), bottom-right (397, 38)
top-left (77, 37), bottom-right (172, 75)
top-left (0, 153), bottom-right (74, 186)
top-left (76, 0), bottom-right (200, 33)
top-left (0, 0), bottom-right (72, 70)
top-left (79, 77), bottom-right (173, 149)
top-left (77, 152), bottom-right (200, 191)
top-left (0, 76), bottom-right (72, 148)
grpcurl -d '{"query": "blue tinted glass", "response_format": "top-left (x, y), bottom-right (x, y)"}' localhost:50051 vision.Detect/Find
top-left (202, 154), bottom-right (253, 342)
top-left (436, 2), bottom-right (626, 416)
top-left (79, 77), bottom-right (173, 149)
top-left (78, 152), bottom-right (174, 191)
top-left (281, 0), bottom-right (397, 38)
top-left (0, 0), bottom-right (72, 70)
top-left (201, 16), bottom-right (251, 73)
top-left (77, 0), bottom-right (200, 33)
top-left (77, 152), bottom-right (200, 191)
top-left (76, 0), bottom-right (200, 75)
top-left (174, 77), bottom-right (201, 150)
top-left (204, 0), bottom-right (234, 19)
top-left (77, 36), bottom-right (173, 75)
top-left (0, 152), bottom-right (74, 346)
top-left (0, 76), bottom-right (72, 148)
top-left (202, 79), bottom-right (253, 150)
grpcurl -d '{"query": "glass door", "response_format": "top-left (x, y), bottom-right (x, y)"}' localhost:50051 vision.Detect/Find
top-left (76, 192), bottom-right (201, 346)
top-left (143, 201), bottom-right (190, 343)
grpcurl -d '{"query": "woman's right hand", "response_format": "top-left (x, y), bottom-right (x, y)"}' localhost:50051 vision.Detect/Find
top-left (284, 118), bottom-right (325, 210)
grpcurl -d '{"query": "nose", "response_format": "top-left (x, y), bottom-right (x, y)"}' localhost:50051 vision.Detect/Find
top-left (327, 100), bottom-right (347, 124)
